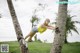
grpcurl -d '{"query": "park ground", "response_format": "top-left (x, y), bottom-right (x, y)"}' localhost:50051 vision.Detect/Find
top-left (0, 41), bottom-right (80, 53)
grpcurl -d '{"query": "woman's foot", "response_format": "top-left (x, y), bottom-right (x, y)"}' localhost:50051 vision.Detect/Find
top-left (28, 40), bottom-right (33, 42)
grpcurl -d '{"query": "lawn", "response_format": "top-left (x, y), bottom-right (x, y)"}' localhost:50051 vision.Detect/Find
top-left (0, 41), bottom-right (80, 53)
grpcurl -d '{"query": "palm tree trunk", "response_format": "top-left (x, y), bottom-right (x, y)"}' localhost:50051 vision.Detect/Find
top-left (65, 36), bottom-right (68, 44)
top-left (64, 32), bottom-right (68, 44)
top-left (7, 0), bottom-right (29, 53)
top-left (32, 23), bottom-right (33, 28)
top-left (0, 14), bottom-right (1, 18)
top-left (34, 34), bottom-right (37, 41)
top-left (50, 0), bottom-right (68, 53)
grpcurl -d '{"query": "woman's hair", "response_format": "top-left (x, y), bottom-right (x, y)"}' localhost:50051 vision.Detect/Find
top-left (45, 18), bottom-right (50, 23)
top-left (44, 18), bottom-right (50, 25)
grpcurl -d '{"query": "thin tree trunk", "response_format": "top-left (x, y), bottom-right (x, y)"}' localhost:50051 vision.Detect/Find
top-left (34, 34), bottom-right (37, 41)
top-left (7, 0), bottom-right (29, 53)
top-left (50, 0), bottom-right (68, 53)
top-left (64, 32), bottom-right (68, 44)
top-left (32, 23), bottom-right (33, 28)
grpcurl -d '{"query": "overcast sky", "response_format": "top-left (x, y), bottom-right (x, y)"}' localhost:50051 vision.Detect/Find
top-left (0, 0), bottom-right (80, 43)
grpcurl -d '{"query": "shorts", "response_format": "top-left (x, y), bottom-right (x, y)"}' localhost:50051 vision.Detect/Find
top-left (32, 27), bottom-right (38, 32)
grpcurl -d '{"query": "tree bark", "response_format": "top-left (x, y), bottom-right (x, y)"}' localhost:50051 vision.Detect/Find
top-left (50, 0), bottom-right (68, 53)
top-left (7, 0), bottom-right (29, 53)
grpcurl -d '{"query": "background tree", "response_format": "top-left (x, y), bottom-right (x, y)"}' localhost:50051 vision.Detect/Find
top-left (30, 15), bottom-right (39, 28)
top-left (50, 0), bottom-right (68, 53)
top-left (52, 13), bottom-right (80, 44)
top-left (0, 14), bottom-right (2, 18)
top-left (7, 0), bottom-right (29, 53)
top-left (30, 15), bottom-right (39, 41)
top-left (65, 14), bottom-right (80, 43)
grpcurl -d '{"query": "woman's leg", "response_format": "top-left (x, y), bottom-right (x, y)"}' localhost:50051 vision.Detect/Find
top-left (25, 34), bottom-right (30, 40)
top-left (25, 31), bottom-right (35, 39)
top-left (25, 27), bottom-right (38, 42)
top-left (25, 31), bottom-right (36, 41)
top-left (28, 32), bottom-right (36, 42)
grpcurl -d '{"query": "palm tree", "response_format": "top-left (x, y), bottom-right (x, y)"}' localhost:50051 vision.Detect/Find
top-left (50, 0), bottom-right (68, 53)
top-left (7, 0), bottom-right (29, 53)
top-left (30, 3), bottom-right (47, 28)
top-left (65, 14), bottom-right (80, 43)
top-left (30, 3), bottom-right (47, 27)
top-left (30, 15), bottom-right (39, 28)
top-left (30, 15), bottom-right (39, 41)
top-left (52, 13), bottom-right (80, 44)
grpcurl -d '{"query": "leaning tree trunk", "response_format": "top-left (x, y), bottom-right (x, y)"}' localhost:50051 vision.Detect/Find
top-left (7, 0), bottom-right (29, 53)
top-left (50, 0), bottom-right (68, 53)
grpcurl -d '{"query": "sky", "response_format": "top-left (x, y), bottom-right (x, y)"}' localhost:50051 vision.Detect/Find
top-left (0, 0), bottom-right (80, 43)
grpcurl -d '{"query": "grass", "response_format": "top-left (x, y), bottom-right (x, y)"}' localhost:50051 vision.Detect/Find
top-left (0, 41), bottom-right (80, 53)
top-left (62, 42), bottom-right (80, 53)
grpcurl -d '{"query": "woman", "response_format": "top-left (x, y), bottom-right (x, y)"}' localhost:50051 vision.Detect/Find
top-left (25, 19), bottom-right (56, 42)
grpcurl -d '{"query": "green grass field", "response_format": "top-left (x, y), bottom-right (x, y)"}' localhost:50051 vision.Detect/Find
top-left (0, 41), bottom-right (80, 53)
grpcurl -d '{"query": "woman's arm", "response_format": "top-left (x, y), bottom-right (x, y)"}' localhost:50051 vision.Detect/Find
top-left (47, 25), bottom-right (55, 30)
top-left (42, 24), bottom-right (55, 30)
